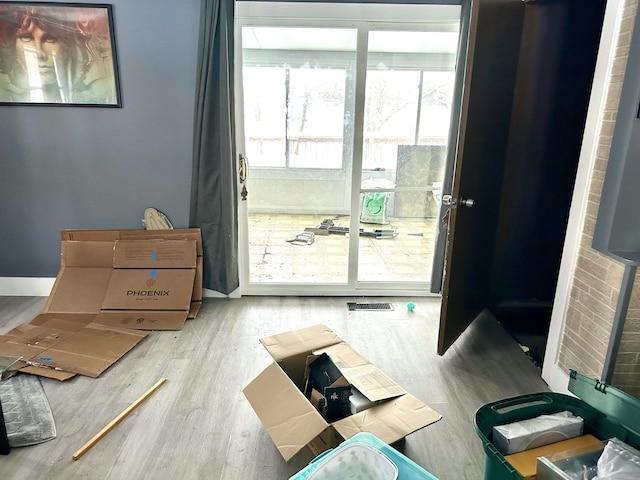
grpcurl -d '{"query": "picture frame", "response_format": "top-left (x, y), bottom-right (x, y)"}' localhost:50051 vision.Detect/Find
top-left (0, 2), bottom-right (121, 106)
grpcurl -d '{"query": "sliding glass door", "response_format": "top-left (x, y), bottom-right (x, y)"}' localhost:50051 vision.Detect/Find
top-left (235, 2), bottom-right (461, 295)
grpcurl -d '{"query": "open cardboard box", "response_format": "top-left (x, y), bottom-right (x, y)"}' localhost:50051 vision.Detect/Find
top-left (0, 228), bottom-right (203, 380)
top-left (243, 324), bottom-right (442, 461)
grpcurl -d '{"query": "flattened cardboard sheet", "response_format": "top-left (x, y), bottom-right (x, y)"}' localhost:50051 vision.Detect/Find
top-left (44, 234), bottom-right (198, 330)
top-left (35, 323), bottom-right (147, 377)
top-left (0, 313), bottom-right (148, 379)
top-left (61, 229), bottom-right (204, 311)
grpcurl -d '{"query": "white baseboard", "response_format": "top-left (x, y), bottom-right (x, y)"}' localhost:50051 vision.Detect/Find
top-left (203, 288), bottom-right (235, 298)
top-left (542, 362), bottom-right (571, 396)
top-left (0, 277), bottom-right (234, 299)
top-left (0, 277), bottom-right (55, 296)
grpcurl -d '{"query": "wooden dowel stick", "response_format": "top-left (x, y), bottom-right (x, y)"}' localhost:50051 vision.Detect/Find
top-left (72, 378), bottom-right (167, 461)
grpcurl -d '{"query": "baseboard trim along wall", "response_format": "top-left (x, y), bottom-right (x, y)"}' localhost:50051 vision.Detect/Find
top-left (0, 277), bottom-right (55, 296)
top-left (0, 277), bottom-right (231, 298)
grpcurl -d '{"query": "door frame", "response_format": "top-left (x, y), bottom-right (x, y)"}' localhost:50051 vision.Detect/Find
top-left (234, 1), bottom-right (463, 296)
top-left (542, 0), bottom-right (625, 393)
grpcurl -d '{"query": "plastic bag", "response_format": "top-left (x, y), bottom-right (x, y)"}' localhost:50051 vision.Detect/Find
top-left (594, 437), bottom-right (640, 479)
top-left (360, 192), bottom-right (389, 225)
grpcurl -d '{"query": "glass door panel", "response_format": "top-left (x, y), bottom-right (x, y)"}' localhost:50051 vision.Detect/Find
top-left (357, 30), bottom-right (457, 283)
top-left (241, 26), bottom-right (357, 284)
top-left (235, 2), bottom-right (461, 294)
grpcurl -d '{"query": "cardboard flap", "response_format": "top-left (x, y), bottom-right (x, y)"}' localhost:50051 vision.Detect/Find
top-left (44, 266), bottom-right (113, 314)
top-left (315, 343), bottom-right (406, 402)
top-left (188, 301), bottom-right (202, 319)
top-left (94, 311), bottom-right (188, 330)
top-left (31, 323), bottom-right (148, 378)
top-left (19, 365), bottom-right (76, 381)
top-left (243, 362), bottom-right (328, 461)
top-left (30, 313), bottom-right (99, 332)
top-left (0, 334), bottom-right (46, 360)
top-left (60, 240), bottom-right (115, 267)
top-left (332, 394), bottom-right (442, 444)
top-left (5, 325), bottom-right (75, 350)
top-left (260, 325), bottom-right (342, 362)
top-left (61, 228), bottom-right (203, 255)
top-left (113, 239), bottom-right (196, 268)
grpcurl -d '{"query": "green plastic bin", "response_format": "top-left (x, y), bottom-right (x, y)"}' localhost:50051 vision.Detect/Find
top-left (474, 369), bottom-right (640, 480)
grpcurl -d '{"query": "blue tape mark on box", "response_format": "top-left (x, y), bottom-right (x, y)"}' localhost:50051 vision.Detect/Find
top-left (37, 356), bottom-right (54, 362)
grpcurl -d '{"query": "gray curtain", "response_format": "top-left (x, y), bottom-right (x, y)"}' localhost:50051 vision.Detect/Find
top-left (190, 0), bottom-right (238, 295)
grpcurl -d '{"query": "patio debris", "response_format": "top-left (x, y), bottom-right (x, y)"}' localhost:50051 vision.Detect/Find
top-left (304, 218), bottom-right (397, 239)
top-left (286, 231), bottom-right (315, 245)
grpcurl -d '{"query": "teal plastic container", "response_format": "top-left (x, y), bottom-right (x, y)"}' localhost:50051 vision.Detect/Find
top-left (290, 432), bottom-right (439, 480)
top-left (474, 369), bottom-right (640, 480)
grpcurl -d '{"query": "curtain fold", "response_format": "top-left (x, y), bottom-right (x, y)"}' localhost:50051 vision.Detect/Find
top-left (190, 0), bottom-right (239, 295)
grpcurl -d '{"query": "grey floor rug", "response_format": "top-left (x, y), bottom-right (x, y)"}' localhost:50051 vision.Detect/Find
top-left (0, 374), bottom-right (56, 447)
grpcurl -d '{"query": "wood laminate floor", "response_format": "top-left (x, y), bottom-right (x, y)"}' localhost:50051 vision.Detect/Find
top-left (0, 296), bottom-right (549, 480)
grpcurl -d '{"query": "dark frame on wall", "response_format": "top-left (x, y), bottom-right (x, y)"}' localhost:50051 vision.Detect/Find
top-left (0, 2), bottom-right (121, 107)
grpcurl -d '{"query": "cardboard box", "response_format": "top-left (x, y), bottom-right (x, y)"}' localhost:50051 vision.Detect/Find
top-left (505, 434), bottom-right (604, 480)
top-left (243, 324), bottom-right (442, 461)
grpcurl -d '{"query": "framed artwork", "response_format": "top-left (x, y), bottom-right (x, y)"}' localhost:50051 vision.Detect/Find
top-left (0, 2), bottom-right (121, 106)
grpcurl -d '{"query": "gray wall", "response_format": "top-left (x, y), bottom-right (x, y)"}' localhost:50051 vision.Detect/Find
top-left (0, 0), bottom-right (201, 277)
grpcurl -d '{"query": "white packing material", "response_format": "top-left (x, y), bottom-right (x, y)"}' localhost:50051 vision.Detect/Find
top-left (595, 437), bottom-right (640, 479)
top-left (492, 410), bottom-right (584, 455)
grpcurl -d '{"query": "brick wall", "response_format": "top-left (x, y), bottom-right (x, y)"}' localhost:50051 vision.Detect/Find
top-left (558, 0), bottom-right (640, 396)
